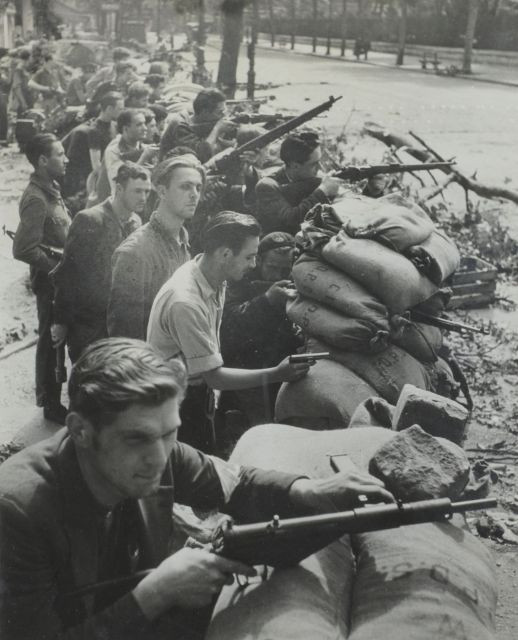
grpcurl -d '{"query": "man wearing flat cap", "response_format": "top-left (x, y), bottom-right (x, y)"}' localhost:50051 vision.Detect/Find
top-left (108, 155), bottom-right (204, 340)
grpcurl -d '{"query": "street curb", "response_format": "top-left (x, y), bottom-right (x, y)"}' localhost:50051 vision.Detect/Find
top-left (254, 42), bottom-right (518, 89)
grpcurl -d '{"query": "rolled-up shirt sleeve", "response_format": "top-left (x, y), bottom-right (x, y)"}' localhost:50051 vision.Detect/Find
top-left (165, 301), bottom-right (223, 376)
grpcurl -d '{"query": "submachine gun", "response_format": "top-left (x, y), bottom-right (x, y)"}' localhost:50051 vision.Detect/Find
top-left (68, 496), bottom-right (495, 598)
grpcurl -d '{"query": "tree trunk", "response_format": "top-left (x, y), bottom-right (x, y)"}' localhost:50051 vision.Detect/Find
top-left (269, 0), bottom-right (276, 46)
top-left (290, 0), bottom-right (296, 49)
top-left (340, 0), bottom-right (347, 56)
top-left (463, 0), bottom-right (480, 74)
top-left (326, 0), bottom-right (332, 54)
top-left (396, 0), bottom-right (407, 66)
top-left (312, 0), bottom-right (317, 52)
top-left (217, 1), bottom-right (245, 98)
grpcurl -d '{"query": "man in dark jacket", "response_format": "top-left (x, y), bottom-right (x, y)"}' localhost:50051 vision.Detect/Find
top-left (255, 131), bottom-right (344, 235)
top-left (220, 232), bottom-right (302, 426)
top-left (159, 88), bottom-right (234, 162)
top-left (0, 338), bottom-right (393, 640)
top-left (13, 133), bottom-right (70, 424)
top-left (50, 163), bottom-right (149, 362)
top-left (108, 155), bottom-right (204, 340)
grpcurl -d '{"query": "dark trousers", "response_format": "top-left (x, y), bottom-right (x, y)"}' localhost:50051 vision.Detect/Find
top-left (178, 384), bottom-right (216, 454)
top-left (67, 320), bottom-right (107, 363)
top-left (35, 278), bottom-right (62, 408)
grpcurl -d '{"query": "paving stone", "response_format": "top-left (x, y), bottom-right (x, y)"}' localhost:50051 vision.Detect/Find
top-left (392, 384), bottom-right (469, 444)
top-left (369, 424), bottom-right (471, 501)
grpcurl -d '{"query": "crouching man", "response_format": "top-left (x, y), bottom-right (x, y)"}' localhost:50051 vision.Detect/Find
top-left (0, 338), bottom-right (393, 640)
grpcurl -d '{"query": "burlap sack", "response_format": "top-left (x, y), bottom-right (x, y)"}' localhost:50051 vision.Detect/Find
top-left (390, 318), bottom-right (443, 363)
top-left (406, 229), bottom-right (461, 286)
top-left (274, 358), bottom-right (377, 429)
top-left (292, 255), bottom-right (389, 323)
top-left (287, 295), bottom-right (390, 352)
top-left (322, 231), bottom-right (438, 314)
top-left (307, 337), bottom-right (432, 404)
top-left (330, 192), bottom-right (434, 252)
top-left (349, 522), bottom-right (497, 640)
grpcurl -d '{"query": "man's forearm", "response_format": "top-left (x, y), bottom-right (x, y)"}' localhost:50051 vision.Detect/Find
top-left (202, 365), bottom-right (281, 391)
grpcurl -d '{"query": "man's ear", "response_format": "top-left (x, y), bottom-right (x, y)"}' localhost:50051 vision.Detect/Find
top-left (156, 183), bottom-right (166, 199)
top-left (66, 411), bottom-right (95, 449)
top-left (213, 246), bottom-right (232, 263)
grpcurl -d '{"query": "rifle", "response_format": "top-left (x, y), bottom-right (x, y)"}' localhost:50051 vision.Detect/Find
top-left (3, 225), bottom-right (64, 261)
top-left (230, 113), bottom-right (292, 126)
top-left (67, 496), bottom-right (495, 598)
top-left (331, 161), bottom-right (454, 182)
top-left (411, 310), bottom-right (490, 335)
top-left (208, 95), bottom-right (342, 174)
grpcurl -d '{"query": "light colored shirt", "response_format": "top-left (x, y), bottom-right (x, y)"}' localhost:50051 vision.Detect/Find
top-left (147, 255), bottom-right (226, 382)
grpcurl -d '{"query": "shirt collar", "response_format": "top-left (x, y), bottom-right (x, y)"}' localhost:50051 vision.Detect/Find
top-left (149, 213), bottom-right (190, 248)
top-left (103, 197), bottom-right (139, 235)
top-left (191, 254), bottom-right (225, 301)
top-left (29, 172), bottom-right (62, 199)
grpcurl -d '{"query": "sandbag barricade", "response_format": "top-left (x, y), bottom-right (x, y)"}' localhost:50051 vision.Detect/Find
top-left (206, 425), bottom-right (497, 640)
top-left (287, 295), bottom-right (389, 353)
top-left (275, 358), bottom-right (377, 430)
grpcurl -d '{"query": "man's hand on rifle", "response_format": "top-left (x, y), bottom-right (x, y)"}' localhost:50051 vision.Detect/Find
top-left (289, 470), bottom-right (395, 513)
top-left (132, 547), bottom-right (255, 620)
top-left (50, 323), bottom-right (67, 348)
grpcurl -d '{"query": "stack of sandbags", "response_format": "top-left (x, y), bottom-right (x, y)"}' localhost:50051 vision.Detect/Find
top-left (206, 425), bottom-right (497, 640)
top-left (279, 194), bottom-right (461, 428)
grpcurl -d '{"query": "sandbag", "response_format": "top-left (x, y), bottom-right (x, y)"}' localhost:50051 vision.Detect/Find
top-left (349, 523), bottom-right (497, 640)
top-left (274, 358), bottom-right (377, 429)
top-left (292, 255), bottom-right (389, 323)
top-left (406, 228), bottom-right (461, 286)
top-left (307, 337), bottom-right (432, 404)
top-left (322, 231), bottom-right (438, 313)
top-left (287, 295), bottom-right (389, 352)
top-left (208, 425), bottom-right (391, 640)
top-left (330, 192), bottom-right (434, 252)
top-left (390, 318), bottom-right (443, 363)
top-left (427, 356), bottom-right (460, 400)
top-left (207, 425), bottom-right (496, 640)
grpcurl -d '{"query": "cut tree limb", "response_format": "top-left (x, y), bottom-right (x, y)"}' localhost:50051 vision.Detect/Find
top-left (363, 122), bottom-right (518, 206)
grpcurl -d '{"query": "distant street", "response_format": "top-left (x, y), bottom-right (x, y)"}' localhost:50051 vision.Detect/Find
top-left (207, 40), bottom-right (518, 188)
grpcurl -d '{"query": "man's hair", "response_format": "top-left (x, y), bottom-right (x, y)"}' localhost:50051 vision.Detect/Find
top-left (116, 108), bottom-right (142, 134)
top-left (193, 88), bottom-right (226, 115)
top-left (201, 212), bottom-right (261, 255)
top-left (148, 103), bottom-right (168, 123)
top-left (68, 338), bottom-right (186, 429)
top-left (149, 61), bottom-right (167, 75)
top-left (99, 91), bottom-right (123, 111)
top-left (24, 132), bottom-right (58, 168)
top-left (280, 131), bottom-right (320, 165)
top-left (127, 81), bottom-right (150, 99)
top-left (114, 162), bottom-right (150, 187)
top-left (113, 47), bottom-right (131, 62)
top-left (115, 60), bottom-right (136, 76)
top-left (152, 154), bottom-right (205, 189)
top-left (17, 47), bottom-right (31, 61)
top-left (145, 73), bottom-right (166, 89)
